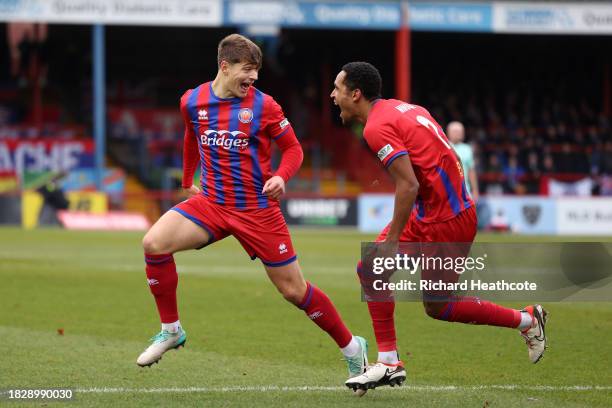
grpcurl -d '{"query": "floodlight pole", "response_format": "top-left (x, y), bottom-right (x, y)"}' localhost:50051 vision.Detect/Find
top-left (604, 62), bottom-right (611, 117)
top-left (93, 24), bottom-right (106, 191)
top-left (395, 2), bottom-right (411, 102)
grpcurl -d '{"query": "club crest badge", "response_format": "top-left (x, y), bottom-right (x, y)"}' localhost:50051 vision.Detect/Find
top-left (238, 108), bottom-right (254, 124)
top-left (522, 205), bottom-right (541, 225)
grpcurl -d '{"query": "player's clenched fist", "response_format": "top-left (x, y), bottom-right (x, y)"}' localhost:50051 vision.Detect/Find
top-left (183, 185), bottom-right (201, 197)
top-left (262, 175), bottom-right (285, 200)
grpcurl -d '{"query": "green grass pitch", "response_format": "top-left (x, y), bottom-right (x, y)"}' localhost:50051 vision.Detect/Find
top-left (0, 227), bottom-right (611, 407)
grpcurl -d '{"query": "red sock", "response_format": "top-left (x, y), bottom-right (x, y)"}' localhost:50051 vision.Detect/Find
top-left (439, 296), bottom-right (521, 328)
top-left (356, 260), bottom-right (397, 352)
top-left (367, 301), bottom-right (397, 352)
top-left (145, 253), bottom-right (178, 323)
top-left (298, 282), bottom-right (352, 348)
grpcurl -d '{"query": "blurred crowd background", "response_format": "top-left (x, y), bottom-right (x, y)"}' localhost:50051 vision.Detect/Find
top-left (0, 1), bottom-right (611, 232)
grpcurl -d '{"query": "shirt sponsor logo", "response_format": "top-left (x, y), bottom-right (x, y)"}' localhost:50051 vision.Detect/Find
top-left (377, 144), bottom-right (394, 161)
top-left (279, 118), bottom-right (290, 129)
top-left (238, 108), bottom-right (254, 124)
top-left (201, 130), bottom-right (249, 150)
top-left (395, 103), bottom-right (416, 113)
top-left (198, 109), bottom-right (208, 121)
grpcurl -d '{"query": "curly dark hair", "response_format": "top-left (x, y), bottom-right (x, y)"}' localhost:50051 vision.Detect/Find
top-left (341, 61), bottom-right (382, 101)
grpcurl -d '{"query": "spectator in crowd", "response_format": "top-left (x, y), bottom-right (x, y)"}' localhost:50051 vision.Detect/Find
top-left (542, 153), bottom-right (556, 174)
top-left (503, 155), bottom-right (526, 194)
top-left (0, 106), bottom-right (11, 127)
top-left (487, 154), bottom-right (503, 173)
top-left (525, 151), bottom-right (542, 194)
top-left (592, 141), bottom-right (612, 196)
top-left (485, 154), bottom-right (504, 195)
top-left (556, 143), bottom-right (576, 174)
top-left (595, 141), bottom-right (612, 175)
top-left (447, 121), bottom-right (479, 201)
top-left (36, 171), bottom-right (69, 225)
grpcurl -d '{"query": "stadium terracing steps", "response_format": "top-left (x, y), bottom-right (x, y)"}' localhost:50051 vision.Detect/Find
top-left (123, 174), bottom-right (161, 222)
top-left (324, 127), bottom-right (394, 193)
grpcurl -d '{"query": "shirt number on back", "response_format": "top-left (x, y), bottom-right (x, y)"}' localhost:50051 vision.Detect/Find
top-left (416, 115), bottom-right (451, 149)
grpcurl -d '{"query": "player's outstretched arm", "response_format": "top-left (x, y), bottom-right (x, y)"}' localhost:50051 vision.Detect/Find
top-left (273, 128), bottom-right (303, 180)
top-left (181, 126), bottom-right (200, 192)
top-left (179, 92), bottom-right (200, 192)
top-left (265, 127), bottom-right (304, 200)
top-left (385, 155), bottom-right (419, 242)
top-left (264, 96), bottom-right (303, 200)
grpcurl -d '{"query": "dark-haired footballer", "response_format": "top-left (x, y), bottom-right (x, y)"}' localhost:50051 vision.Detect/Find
top-left (331, 61), bottom-right (547, 391)
top-left (136, 35), bottom-right (368, 385)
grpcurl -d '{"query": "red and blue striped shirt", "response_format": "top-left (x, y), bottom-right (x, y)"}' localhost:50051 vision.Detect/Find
top-left (181, 82), bottom-right (302, 210)
top-left (364, 99), bottom-right (473, 223)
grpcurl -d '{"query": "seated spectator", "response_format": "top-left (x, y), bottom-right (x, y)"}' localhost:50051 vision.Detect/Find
top-left (542, 154), bottom-right (556, 174)
top-left (525, 151), bottom-right (542, 194)
top-left (503, 155), bottom-right (526, 194)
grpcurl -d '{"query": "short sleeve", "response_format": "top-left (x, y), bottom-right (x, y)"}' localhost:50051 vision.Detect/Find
top-left (364, 122), bottom-right (407, 168)
top-left (265, 97), bottom-right (293, 140)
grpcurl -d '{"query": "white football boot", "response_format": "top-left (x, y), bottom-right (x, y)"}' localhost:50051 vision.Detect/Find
top-left (346, 360), bottom-right (406, 391)
top-left (136, 327), bottom-right (186, 367)
top-left (520, 304), bottom-right (548, 363)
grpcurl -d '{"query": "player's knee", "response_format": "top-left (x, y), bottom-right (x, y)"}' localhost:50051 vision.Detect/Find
top-left (142, 233), bottom-right (167, 254)
top-left (423, 301), bottom-right (446, 320)
top-left (280, 286), bottom-right (304, 305)
top-left (276, 280), bottom-right (307, 305)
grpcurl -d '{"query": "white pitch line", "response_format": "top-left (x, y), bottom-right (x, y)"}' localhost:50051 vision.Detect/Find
top-left (75, 385), bottom-right (612, 394)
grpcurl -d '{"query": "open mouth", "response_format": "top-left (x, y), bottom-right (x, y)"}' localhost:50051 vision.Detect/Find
top-left (240, 82), bottom-right (251, 93)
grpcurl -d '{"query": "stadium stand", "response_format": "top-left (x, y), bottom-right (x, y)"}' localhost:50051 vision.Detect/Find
top-left (1, 24), bottom-right (610, 198)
